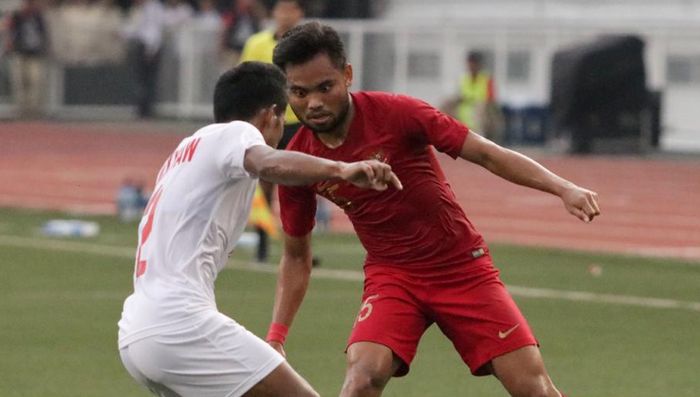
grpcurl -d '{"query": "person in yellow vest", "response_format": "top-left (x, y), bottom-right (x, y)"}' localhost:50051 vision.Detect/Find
top-left (240, 0), bottom-right (304, 262)
top-left (240, 0), bottom-right (304, 146)
top-left (457, 51), bottom-right (494, 127)
top-left (444, 51), bottom-right (504, 143)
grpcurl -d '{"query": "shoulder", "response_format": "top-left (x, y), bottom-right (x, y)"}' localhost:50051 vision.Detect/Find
top-left (353, 91), bottom-right (399, 114)
top-left (355, 91), bottom-right (428, 119)
top-left (245, 30), bottom-right (274, 46)
top-left (196, 121), bottom-right (263, 144)
top-left (357, 91), bottom-right (424, 106)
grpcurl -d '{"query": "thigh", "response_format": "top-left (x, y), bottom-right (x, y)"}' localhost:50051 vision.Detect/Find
top-left (431, 257), bottom-right (538, 376)
top-left (348, 271), bottom-right (431, 377)
top-left (489, 345), bottom-right (560, 397)
top-left (243, 360), bottom-right (317, 397)
top-left (127, 313), bottom-right (286, 397)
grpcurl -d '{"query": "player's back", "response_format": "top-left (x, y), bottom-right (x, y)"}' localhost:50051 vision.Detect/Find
top-left (118, 121), bottom-right (266, 348)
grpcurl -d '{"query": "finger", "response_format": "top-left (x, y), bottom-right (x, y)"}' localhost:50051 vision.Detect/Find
top-left (582, 192), bottom-right (601, 220)
top-left (583, 200), bottom-right (597, 220)
top-left (570, 206), bottom-right (590, 223)
top-left (363, 162), bottom-right (376, 181)
top-left (377, 164), bottom-right (390, 183)
top-left (371, 163), bottom-right (386, 184)
top-left (372, 182), bottom-right (388, 191)
top-left (389, 172), bottom-right (403, 190)
top-left (589, 192), bottom-right (601, 215)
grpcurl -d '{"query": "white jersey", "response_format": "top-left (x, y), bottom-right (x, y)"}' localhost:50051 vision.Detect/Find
top-left (118, 121), bottom-right (266, 349)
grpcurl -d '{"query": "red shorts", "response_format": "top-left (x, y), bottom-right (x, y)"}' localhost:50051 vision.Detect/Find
top-left (347, 254), bottom-right (537, 376)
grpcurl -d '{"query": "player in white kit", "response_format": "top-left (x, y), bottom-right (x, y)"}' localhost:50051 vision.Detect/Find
top-left (118, 62), bottom-right (402, 397)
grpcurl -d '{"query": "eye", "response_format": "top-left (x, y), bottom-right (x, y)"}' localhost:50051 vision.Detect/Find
top-left (319, 83), bottom-right (332, 93)
top-left (290, 87), bottom-right (307, 98)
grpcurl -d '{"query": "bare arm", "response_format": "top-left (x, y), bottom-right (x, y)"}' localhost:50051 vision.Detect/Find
top-left (244, 144), bottom-right (402, 190)
top-left (459, 131), bottom-right (600, 222)
top-left (267, 232), bottom-right (313, 355)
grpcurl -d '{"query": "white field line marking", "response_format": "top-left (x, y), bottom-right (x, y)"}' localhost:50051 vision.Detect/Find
top-left (0, 234), bottom-right (135, 257)
top-left (2, 234), bottom-right (699, 313)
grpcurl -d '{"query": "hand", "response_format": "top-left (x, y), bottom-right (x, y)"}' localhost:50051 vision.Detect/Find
top-left (340, 160), bottom-right (403, 191)
top-left (268, 340), bottom-right (286, 357)
top-left (561, 185), bottom-right (600, 223)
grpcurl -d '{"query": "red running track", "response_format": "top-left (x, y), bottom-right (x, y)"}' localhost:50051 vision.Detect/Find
top-left (2, 121), bottom-right (699, 261)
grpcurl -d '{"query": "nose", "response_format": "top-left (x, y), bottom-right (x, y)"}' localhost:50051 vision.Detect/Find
top-left (307, 93), bottom-right (324, 111)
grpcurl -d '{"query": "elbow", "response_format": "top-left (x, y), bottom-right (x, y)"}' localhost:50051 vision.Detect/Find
top-left (258, 163), bottom-right (283, 181)
top-left (255, 152), bottom-right (289, 183)
top-left (468, 148), bottom-right (497, 170)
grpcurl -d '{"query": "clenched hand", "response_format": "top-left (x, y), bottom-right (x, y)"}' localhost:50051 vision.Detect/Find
top-left (561, 185), bottom-right (600, 223)
top-left (340, 160), bottom-right (403, 191)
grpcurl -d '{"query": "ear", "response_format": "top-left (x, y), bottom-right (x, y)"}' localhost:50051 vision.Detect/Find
top-left (259, 105), bottom-right (278, 129)
top-left (344, 63), bottom-right (353, 88)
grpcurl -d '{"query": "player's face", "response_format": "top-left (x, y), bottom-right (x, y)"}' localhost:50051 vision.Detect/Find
top-left (285, 53), bottom-right (352, 134)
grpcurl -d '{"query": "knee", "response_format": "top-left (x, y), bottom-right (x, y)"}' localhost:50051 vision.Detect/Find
top-left (299, 389), bottom-right (320, 397)
top-left (507, 374), bottom-right (560, 397)
top-left (342, 365), bottom-right (392, 394)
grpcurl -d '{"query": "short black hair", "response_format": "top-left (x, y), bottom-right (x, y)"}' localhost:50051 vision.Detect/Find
top-left (273, 21), bottom-right (347, 71)
top-left (213, 62), bottom-right (287, 123)
top-left (275, 0), bottom-right (305, 8)
top-left (467, 51), bottom-right (483, 63)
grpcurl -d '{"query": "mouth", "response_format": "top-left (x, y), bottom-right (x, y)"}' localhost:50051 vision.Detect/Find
top-left (307, 113), bottom-right (332, 124)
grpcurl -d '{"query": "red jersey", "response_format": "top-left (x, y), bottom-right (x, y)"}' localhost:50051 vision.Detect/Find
top-left (279, 92), bottom-right (486, 268)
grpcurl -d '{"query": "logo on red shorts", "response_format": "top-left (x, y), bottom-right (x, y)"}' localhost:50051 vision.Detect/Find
top-left (498, 323), bottom-right (520, 339)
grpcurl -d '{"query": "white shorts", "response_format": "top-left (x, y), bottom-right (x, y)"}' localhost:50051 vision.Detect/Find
top-left (119, 312), bottom-right (285, 397)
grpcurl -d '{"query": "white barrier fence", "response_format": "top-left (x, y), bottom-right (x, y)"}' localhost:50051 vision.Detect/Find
top-left (1, 17), bottom-right (699, 151)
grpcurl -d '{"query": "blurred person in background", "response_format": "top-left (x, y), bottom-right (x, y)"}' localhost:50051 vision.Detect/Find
top-left (4, 0), bottom-right (49, 118)
top-left (121, 0), bottom-right (165, 118)
top-left (219, 0), bottom-right (264, 70)
top-left (50, 0), bottom-right (125, 65)
top-left (267, 22), bottom-right (600, 397)
top-left (240, 0), bottom-right (305, 263)
top-left (163, 0), bottom-right (194, 32)
top-left (196, 0), bottom-right (222, 29)
top-left (444, 50), bottom-right (504, 143)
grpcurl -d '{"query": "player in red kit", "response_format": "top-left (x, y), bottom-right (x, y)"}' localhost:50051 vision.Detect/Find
top-left (266, 22), bottom-right (598, 397)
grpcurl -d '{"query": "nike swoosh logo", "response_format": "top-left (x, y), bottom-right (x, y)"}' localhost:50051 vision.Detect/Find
top-left (498, 323), bottom-right (520, 339)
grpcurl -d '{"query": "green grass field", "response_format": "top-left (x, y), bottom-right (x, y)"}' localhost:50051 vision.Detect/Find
top-left (1, 207), bottom-right (699, 396)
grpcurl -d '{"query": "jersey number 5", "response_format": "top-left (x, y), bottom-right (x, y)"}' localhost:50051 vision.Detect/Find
top-left (354, 294), bottom-right (379, 326)
top-left (134, 186), bottom-right (164, 277)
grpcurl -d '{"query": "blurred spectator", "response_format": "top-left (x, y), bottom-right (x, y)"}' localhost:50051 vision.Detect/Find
top-left (116, 178), bottom-right (149, 222)
top-left (162, 0), bottom-right (193, 64)
top-left (443, 50), bottom-right (504, 143)
top-left (163, 0), bottom-right (194, 33)
top-left (4, 0), bottom-right (49, 118)
top-left (121, 0), bottom-right (166, 118)
top-left (49, 0), bottom-right (124, 65)
top-left (195, 0), bottom-right (221, 29)
top-left (190, 0), bottom-right (222, 101)
top-left (239, 0), bottom-right (304, 263)
top-left (219, 0), bottom-right (264, 70)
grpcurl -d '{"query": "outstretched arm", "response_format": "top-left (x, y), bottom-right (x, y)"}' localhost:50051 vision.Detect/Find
top-left (459, 131), bottom-right (600, 222)
top-left (244, 144), bottom-right (402, 190)
top-left (266, 232), bottom-right (313, 356)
